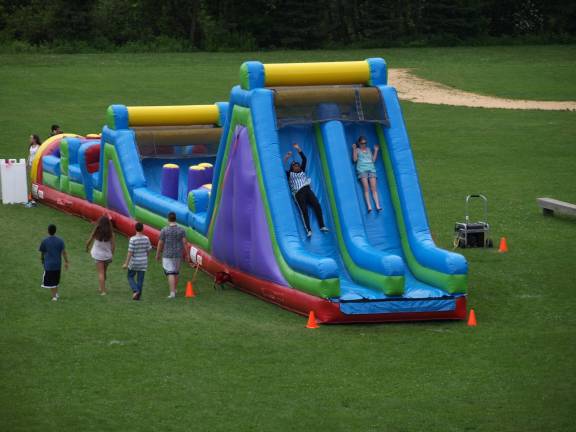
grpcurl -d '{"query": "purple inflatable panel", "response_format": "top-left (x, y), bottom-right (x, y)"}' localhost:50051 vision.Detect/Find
top-left (107, 160), bottom-right (130, 217)
top-left (161, 163), bottom-right (179, 199)
top-left (212, 126), bottom-right (287, 286)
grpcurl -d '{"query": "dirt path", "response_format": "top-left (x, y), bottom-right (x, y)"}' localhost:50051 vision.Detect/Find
top-left (388, 68), bottom-right (576, 111)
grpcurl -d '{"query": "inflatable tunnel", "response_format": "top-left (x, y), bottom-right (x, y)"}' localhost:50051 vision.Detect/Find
top-left (32, 58), bottom-right (468, 323)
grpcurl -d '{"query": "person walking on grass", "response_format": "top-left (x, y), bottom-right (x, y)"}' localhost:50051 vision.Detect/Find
top-left (122, 222), bottom-right (152, 301)
top-left (86, 215), bottom-right (115, 296)
top-left (39, 224), bottom-right (69, 301)
top-left (352, 136), bottom-right (381, 212)
top-left (156, 212), bottom-right (188, 299)
top-left (284, 142), bottom-right (329, 238)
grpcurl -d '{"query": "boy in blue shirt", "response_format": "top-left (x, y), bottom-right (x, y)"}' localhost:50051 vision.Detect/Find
top-left (39, 224), bottom-right (69, 301)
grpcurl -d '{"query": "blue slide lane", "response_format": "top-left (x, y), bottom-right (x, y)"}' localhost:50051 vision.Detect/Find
top-left (320, 120), bottom-right (405, 277)
top-left (336, 120), bottom-right (454, 300)
top-left (250, 89), bottom-right (339, 280)
top-left (378, 86), bottom-right (467, 276)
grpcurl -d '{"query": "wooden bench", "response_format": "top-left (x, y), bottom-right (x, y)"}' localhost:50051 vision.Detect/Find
top-left (537, 197), bottom-right (576, 217)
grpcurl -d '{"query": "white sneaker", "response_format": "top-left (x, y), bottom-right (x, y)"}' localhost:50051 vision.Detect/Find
top-left (306, 230), bottom-right (312, 238)
top-left (51, 296), bottom-right (58, 301)
top-left (320, 226), bottom-right (329, 232)
top-left (167, 293), bottom-right (176, 299)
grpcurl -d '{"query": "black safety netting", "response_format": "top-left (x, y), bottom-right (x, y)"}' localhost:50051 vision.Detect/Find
top-left (273, 86), bottom-right (389, 128)
top-left (133, 125), bottom-right (222, 159)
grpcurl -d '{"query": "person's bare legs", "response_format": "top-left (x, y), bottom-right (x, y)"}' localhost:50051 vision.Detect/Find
top-left (50, 287), bottom-right (58, 299)
top-left (360, 177), bottom-right (372, 211)
top-left (104, 262), bottom-right (110, 291)
top-left (96, 261), bottom-right (108, 294)
top-left (168, 274), bottom-right (178, 296)
top-left (369, 177), bottom-right (381, 210)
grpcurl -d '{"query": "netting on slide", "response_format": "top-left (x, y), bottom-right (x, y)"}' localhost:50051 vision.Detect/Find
top-left (133, 125), bottom-right (222, 159)
top-left (273, 86), bottom-right (389, 128)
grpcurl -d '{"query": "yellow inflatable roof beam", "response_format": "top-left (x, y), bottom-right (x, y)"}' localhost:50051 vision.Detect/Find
top-left (163, 163), bottom-right (180, 169)
top-left (240, 58), bottom-right (387, 89)
top-left (127, 105), bottom-right (219, 127)
top-left (265, 61), bottom-right (369, 87)
top-left (189, 165), bottom-right (205, 171)
top-left (198, 162), bottom-right (213, 168)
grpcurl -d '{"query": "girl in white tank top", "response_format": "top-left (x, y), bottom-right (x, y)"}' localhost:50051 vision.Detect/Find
top-left (86, 215), bottom-right (115, 295)
top-left (90, 239), bottom-right (113, 261)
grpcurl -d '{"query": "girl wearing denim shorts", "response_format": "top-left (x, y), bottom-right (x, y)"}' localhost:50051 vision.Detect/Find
top-left (352, 136), bottom-right (381, 212)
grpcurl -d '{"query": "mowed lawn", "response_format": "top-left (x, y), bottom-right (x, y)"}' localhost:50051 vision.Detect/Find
top-left (0, 46), bottom-right (575, 431)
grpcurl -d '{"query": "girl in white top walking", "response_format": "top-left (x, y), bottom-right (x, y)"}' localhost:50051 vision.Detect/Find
top-left (86, 215), bottom-right (115, 295)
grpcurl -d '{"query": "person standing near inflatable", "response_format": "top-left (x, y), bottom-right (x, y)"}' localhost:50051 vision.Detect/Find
top-left (28, 134), bottom-right (41, 168)
top-left (39, 224), bottom-right (69, 301)
top-left (352, 136), bottom-right (381, 212)
top-left (50, 124), bottom-right (62, 136)
top-left (156, 212), bottom-right (188, 299)
top-left (284, 143), bottom-right (329, 238)
top-left (27, 134), bottom-right (41, 195)
top-left (86, 215), bottom-right (115, 295)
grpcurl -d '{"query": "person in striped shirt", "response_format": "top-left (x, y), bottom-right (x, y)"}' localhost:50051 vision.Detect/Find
top-left (284, 143), bottom-right (329, 238)
top-left (122, 222), bottom-right (152, 300)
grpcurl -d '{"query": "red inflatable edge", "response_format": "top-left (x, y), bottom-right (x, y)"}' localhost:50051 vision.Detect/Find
top-left (34, 184), bottom-right (467, 324)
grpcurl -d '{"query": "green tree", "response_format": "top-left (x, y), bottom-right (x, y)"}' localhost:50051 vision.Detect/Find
top-left (421, 0), bottom-right (489, 42)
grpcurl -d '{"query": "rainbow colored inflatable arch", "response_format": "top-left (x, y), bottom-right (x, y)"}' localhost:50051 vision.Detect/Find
top-left (32, 59), bottom-right (468, 323)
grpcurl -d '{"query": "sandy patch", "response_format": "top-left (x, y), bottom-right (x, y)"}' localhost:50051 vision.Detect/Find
top-left (389, 68), bottom-right (576, 111)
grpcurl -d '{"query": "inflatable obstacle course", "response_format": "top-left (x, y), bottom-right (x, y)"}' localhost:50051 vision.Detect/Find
top-left (32, 58), bottom-right (468, 323)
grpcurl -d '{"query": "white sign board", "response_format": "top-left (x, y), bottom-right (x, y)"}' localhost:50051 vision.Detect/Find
top-left (189, 246), bottom-right (203, 266)
top-left (0, 159), bottom-right (28, 204)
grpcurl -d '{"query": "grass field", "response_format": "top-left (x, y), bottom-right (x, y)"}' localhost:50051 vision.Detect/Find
top-left (1, 45), bottom-right (575, 431)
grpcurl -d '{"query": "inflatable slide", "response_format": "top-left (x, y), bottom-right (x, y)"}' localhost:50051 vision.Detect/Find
top-left (31, 58), bottom-right (468, 323)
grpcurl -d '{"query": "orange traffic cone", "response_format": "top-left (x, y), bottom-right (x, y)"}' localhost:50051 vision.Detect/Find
top-left (306, 311), bottom-right (319, 329)
top-left (498, 237), bottom-right (508, 253)
top-left (185, 281), bottom-right (195, 298)
top-left (467, 309), bottom-right (477, 327)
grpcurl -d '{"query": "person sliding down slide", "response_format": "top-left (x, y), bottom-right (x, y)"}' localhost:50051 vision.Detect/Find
top-left (352, 136), bottom-right (381, 212)
top-left (284, 143), bottom-right (329, 238)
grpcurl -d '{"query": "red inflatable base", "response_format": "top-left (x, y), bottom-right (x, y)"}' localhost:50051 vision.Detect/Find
top-left (35, 184), bottom-right (467, 324)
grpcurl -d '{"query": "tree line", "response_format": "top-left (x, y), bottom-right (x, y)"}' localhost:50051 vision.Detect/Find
top-left (0, 0), bottom-right (574, 51)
